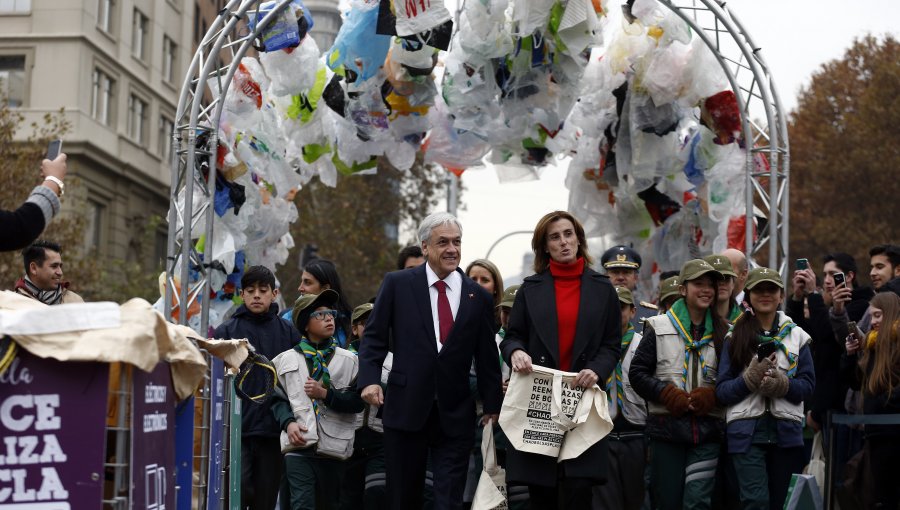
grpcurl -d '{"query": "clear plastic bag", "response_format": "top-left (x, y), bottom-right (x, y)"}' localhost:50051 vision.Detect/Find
top-left (393, 0), bottom-right (452, 36)
top-left (260, 35), bottom-right (320, 97)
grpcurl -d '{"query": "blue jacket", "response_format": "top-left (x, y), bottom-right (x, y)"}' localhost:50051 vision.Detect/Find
top-left (214, 303), bottom-right (301, 437)
top-left (716, 337), bottom-right (815, 453)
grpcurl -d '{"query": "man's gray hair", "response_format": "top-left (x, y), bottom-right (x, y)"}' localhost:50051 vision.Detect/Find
top-left (417, 212), bottom-right (463, 245)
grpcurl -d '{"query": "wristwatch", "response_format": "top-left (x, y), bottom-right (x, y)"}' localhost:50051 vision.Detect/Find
top-left (44, 176), bottom-right (65, 196)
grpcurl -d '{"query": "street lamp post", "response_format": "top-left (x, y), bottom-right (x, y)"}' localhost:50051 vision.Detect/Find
top-left (485, 230), bottom-right (533, 260)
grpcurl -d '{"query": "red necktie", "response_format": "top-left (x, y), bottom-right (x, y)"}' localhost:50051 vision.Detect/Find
top-left (434, 280), bottom-right (454, 344)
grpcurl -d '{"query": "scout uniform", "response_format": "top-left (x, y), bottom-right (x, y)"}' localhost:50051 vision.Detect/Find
top-left (594, 286), bottom-right (648, 510)
top-left (271, 290), bottom-right (365, 510)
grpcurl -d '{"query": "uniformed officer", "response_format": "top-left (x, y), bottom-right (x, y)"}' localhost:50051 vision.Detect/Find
top-left (601, 245), bottom-right (657, 329)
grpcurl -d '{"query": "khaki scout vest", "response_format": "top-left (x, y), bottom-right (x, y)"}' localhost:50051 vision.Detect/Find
top-left (609, 332), bottom-right (648, 426)
top-left (644, 314), bottom-right (723, 419)
top-left (726, 312), bottom-right (810, 424)
top-left (273, 347), bottom-right (359, 459)
top-left (355, 352), bottom-right (393, 433)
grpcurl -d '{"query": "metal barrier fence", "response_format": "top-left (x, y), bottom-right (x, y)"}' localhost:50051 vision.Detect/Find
top-left (825, 411), bottom-right (900, 510)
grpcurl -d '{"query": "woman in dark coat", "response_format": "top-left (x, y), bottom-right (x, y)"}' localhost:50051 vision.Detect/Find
top-left (499, 211), bottom-right (622, 509)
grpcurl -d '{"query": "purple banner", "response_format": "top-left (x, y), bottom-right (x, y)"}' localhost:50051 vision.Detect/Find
top-left (0, 348), bottom-right (108, 509)
top-left (131, 362), bottom-right (176, 510)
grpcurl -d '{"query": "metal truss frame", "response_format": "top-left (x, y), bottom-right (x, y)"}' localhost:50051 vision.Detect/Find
top-left (166, 0), bottom-right (791, 333)
top-left (661, 0), bottom-right (790, 275)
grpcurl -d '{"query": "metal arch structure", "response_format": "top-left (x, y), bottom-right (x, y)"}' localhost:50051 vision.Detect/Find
top-left (165, 0), bottom-right (791, 334)
top-left (165, 0), bottom-right (292, 333)
top-left (659, 0), bottom-right (790, 275)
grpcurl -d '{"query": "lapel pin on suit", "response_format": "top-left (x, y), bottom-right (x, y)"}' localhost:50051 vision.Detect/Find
top-left (468, 293), bottom-right (474, 298)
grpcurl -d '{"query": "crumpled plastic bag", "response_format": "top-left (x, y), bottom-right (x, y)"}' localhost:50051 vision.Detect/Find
top-left (251, 1), bottom-right (301, 51)
top-left (260, 35), bottom-right (320, 97)
top-left (458, 0), bottom-right (513, 59)
top-left (704, 141), bottom-right (746, 222)
top-left (566, 165), bottom-right (616, 238)
top-left (327, 1), bottom-right (392, 82)
top-left (392, 0), bottom-right (452, 37)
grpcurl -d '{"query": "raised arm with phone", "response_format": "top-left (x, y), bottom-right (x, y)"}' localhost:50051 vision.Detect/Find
top-left (0, 140), bottom-right (68, 251)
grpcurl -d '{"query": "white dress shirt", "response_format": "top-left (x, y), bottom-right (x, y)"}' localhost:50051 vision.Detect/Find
top-left (425, 263), bottom-right (461, 353)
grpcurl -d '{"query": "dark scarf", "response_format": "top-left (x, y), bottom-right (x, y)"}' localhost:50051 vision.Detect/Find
top-left (14, 277), bottom-right (67, 305)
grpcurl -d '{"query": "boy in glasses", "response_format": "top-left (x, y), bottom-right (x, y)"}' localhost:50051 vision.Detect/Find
top-left (213, 265), bottom-right (301, 510)
top-left (271, 290), bottom-right (365, 509)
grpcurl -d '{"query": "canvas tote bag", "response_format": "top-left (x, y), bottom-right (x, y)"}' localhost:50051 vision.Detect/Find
top-left (802, 432), bottom-right (826, 499)
top-left (471, 425), bottom-right (508, 510)
top-left (499, 365), bottom-right (613, 461)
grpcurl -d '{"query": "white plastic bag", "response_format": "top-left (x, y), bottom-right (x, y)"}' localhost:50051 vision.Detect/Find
top-left (393, 0), bottom-right (452, 37)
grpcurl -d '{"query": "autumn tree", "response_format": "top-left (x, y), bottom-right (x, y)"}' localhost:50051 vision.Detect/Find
top-left (0, 96), bottom-right (162, 303)
top-left (281, 154), bottom-right (451, 306)
top-left (788, 35), bottom-right (900, 282)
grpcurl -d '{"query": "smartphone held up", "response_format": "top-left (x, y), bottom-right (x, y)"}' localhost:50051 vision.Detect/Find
top-left (46, 139), bottom-right (63, 160)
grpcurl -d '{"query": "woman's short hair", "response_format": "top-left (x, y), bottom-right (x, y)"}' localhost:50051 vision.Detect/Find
top-left (417, 212), bottom-right (463, 246)
top-left (531, 211), bottom-right (593, 273)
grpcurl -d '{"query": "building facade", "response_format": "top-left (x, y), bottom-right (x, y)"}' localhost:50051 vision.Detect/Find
top-left (0, 0), bottom-right (194, 269)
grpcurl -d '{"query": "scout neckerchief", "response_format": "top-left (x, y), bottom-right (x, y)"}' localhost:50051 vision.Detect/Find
top-left (347, 339), bottom-right (360, 355)
top-left (295, 337), bottom-right (335, 416)
top-left (728, 305), bottom-right (743, 324)
top-left (758, 318), bottom-right (798, 377)
top-left (607, 323), bottom-right (636, 412)
top-left (667, 298), bottom-right (714, 389)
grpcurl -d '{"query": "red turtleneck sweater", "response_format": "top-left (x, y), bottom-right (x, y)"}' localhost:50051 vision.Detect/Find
top-left (549, 257), bottom-right (583, 371)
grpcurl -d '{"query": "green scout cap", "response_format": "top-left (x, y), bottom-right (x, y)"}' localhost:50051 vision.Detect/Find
top-left (658, 276), bottom-right (681, 303)
top-left (615, 286), bottom-right (634, 305)
top-left (292, 289), bottom-right (339, 330)
top-left (744, 267), bottom-right (784, 291)
top-left (351, 302), bottom-right (373, 323)
top-left (703, 254), bottom-right (737, 278)
top-left (679, 259), bottom-right (723, 284)
top-left (499, 284), bottom-right (520, 308)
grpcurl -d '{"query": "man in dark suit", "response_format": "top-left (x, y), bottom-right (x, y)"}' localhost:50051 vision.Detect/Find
top-left (358, 212), bottom-right (503, 510)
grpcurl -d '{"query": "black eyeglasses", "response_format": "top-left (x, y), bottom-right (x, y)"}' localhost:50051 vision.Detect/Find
top-left (310, 309), bottom-right (337, 321)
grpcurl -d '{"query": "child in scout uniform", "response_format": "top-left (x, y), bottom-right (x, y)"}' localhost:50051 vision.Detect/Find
top-left (704, 254), bottom-right (742, 324)
top-left (715, 268), bottom-right (815, 510)
top-left (270, 290), bottom-right (365, 510)
top-left (340, 302), bottom-right (390, 510)
top-left (593, 286), bottom-right (648, 510)
top-left (629, 259), bottom-right (730, 510)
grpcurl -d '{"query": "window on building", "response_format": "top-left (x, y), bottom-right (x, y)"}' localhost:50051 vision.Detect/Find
top-left (84, 200), bottom-right (104, 252)
top-left (162, 36), bottom-right (177, 83)
top-left (0, 55), bottom-right (26, 107)
top-left (91, 68), bottom-right (114, 125)
top-left (132, 8), bottom-right (148, 61)
top-left (158, 116), bottom-right (173, 159)
top-left (128, 94), bottom-right (148, 145)
top-left (0, 0), bottom-right (31, 13)
top-left (97, 0), bottom-right (114, 33)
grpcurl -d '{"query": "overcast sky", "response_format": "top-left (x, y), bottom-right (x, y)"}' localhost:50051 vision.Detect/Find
top-left (444, 0), bottom-right (900, 284)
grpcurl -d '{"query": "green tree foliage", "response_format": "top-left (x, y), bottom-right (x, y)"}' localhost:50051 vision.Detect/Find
top-left (281, 154), bottom-right (450, 306)
top-left (0, 101), bottom-right (102, 294)
top-left (0, 98), bottom-right (162, 303)
top-left (788, 35), bottom-right (900, 281)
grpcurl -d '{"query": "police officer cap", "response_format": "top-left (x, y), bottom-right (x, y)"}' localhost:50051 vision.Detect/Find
top-left (601, 245), bottom-right (642, 270)
top-left (499, 284), bottom-right (520, 308)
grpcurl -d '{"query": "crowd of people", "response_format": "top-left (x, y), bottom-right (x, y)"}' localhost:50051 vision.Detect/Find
top-left (7, 207), bottom-right (899, 510)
